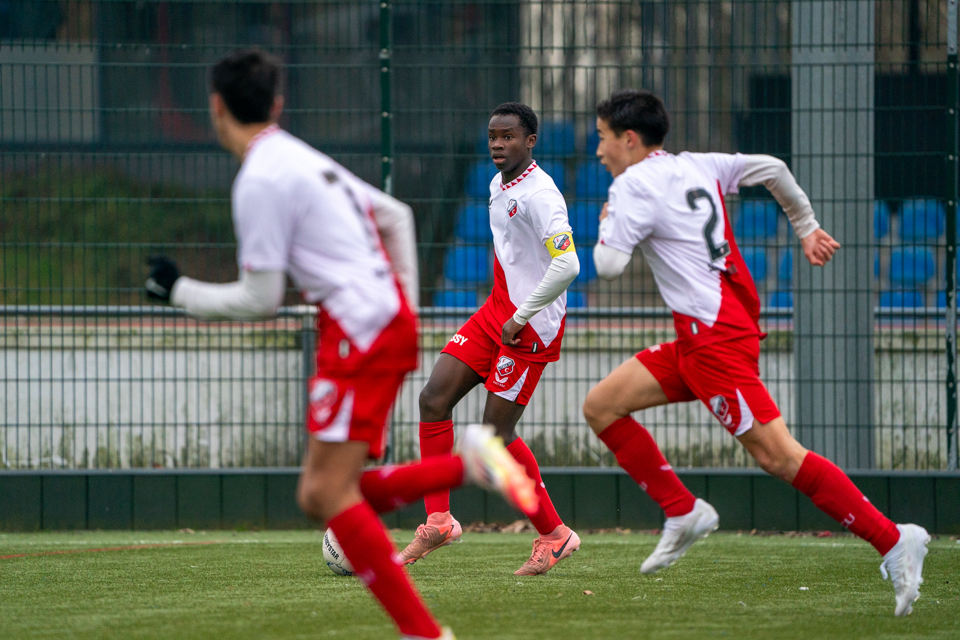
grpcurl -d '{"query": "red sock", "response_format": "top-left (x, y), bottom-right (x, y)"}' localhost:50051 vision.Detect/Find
top-left (420, 420), bottom-right (455, 515)
top-left (360, 456), bottom-right (465, 514)
top-left (328, 502), bottom-right (442, 639)
top-left (598, 416), bottom-right (696, 518)
top-left (791, 452), bottom-right (900, 555)
top-left (506, 438), bottom-right (563, 534)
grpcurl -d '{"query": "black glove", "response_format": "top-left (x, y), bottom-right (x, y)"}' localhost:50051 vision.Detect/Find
top-left (145, 255), bottom-right (181, 303)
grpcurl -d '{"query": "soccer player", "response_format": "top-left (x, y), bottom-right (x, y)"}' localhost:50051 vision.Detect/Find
top-left (144, 49), bottom-right (539, 640)
top-left (399, 103), bottom-right (582, 576)
top-left (582, 89), bottom-right (930, 616)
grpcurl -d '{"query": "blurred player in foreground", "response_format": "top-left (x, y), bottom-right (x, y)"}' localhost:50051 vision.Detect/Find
top-left (144, 49), bottom-right (538, 640)
top-left (399, 103), bottom-right (581, 576)
top-left (582, 89), bottom-right (929, 616)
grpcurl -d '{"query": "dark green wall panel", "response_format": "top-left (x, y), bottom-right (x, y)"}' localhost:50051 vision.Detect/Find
top-left (574, 475), bottom-right (618, 529)
top-left (797, 492), bottom-right (843, 532)
top-left (676, 473), bottom-right (707, 500)
top-left (889, 477), bottom-right (936, 531)
top-left (42, 476), bottom-right (86, 530)
top-left (485, 493), bottom-right (524, 524)
top-left (935, 478), bottom-right (960, 534)
top-left (133, 475), bottom-right (177, 530)
top-left (752, 476), bottom-right (797, 531)
top-left (222, 475), bottom-right (266, 529)
top-left (849, 475), bottom-right (890, 515)
top-left (266, 475), bottom-right (311, 529)
top-left (616, 475), bottom-right (662, 530)
top-left (449, 485), bottom-right (486, 526)
top-left (178, 475), bottom-right (221, 530)
top-left (0, 476), bottom-right (41, 531)
top-left (542, 474), bottom-right (574, 525)
top-left (395, 502), bottom-right (429, 529)
top-left (88, 475), bottom-right (133, 530)
top-left (707, 475), bottom-right (752, 531)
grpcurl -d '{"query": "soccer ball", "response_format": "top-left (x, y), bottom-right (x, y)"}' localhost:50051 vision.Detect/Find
top-left (322, 528), bottom-right (354, 576)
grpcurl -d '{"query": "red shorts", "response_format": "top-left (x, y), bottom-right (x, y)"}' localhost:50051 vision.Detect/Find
top-left (307, 304), bottom-right (418, 459)
top-left (441, 312), bottom-right (546, 406)
top-left (636, 337), bottom-right (781, 436)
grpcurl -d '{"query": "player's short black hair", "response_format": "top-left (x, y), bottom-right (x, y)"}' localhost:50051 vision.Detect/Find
top-left (210, 49), bottom-right (281, 124)
top-left (596, 89), bottom-right (670, 146)
top-left (490, 102), bottom-right (538, 138)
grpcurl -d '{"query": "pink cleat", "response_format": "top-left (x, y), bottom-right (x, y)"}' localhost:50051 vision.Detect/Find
top-left (514, 525), bottom-right (581, 576)
top-left (398, 515), bottom-right (463, 565)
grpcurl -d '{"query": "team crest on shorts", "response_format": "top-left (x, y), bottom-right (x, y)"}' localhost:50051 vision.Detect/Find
top-left (507, 199), bottom-right (518, 218)
top-left (552, 233), bottom-right (572, 251)
top-left (709, 394), bottom-right (734, 427)
top-left (493, 355), bottom-right (516, 385)
top-left (309, 378), bottom-right (339, 423)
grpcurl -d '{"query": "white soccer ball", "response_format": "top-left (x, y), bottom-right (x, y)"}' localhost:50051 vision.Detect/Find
top-left (322, 528), bottom-right (354, 576)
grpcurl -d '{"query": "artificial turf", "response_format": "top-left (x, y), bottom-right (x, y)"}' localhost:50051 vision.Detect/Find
top-left (0, 530), bottom-right (957, 640)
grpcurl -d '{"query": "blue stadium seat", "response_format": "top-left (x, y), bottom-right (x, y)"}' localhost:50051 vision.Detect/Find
top-left (454, 202), bottom-right (490, 242)
top-left (938, 291), bottom-right (949, 308)
top-left (536, 160), bottom-right (566, 194)
top-left (734, 200), bottom-right (779, 240)
top-left (432, 289), bottom-right (478, 308)
top-left (444, 245), bottom-right (491, 285)
top-left (874, 200), bottom-right (891, 239)
top-left (874, 250), bottom-right (881, 279)
top-left (768, 291), bottom-right (793, 308)
top-left (575, 246), bottom-right (597, 283)
top-left (465, 161), bottom-right (496, 199)
top-left (537, 120), bottom-right (576, 157)
top-left (586, 129), bottom-right (600, 155)
top-left (879, 290), bottom-right (924, 308)
top-left (568, 201), bottom-right (601, 243)
top-left (566, 290), bottom-right (588, 308)
top-left (740, 247), bottom-right (768, 283)
top-left (575, 161), bottom-right (613, 199)
top-left (777, 248), bottom-right (793, 283)
top-left (899, 199), bottom-right (945, 241)
top-left (889, 246), bottom-right (935, 286)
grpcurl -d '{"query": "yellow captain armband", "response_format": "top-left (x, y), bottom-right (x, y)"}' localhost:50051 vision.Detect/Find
top-left (545, 231), bottom-right (576, 258)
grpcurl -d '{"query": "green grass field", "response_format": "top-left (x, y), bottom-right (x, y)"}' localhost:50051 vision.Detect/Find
top-left (1, 530), bottom-right (958, 640)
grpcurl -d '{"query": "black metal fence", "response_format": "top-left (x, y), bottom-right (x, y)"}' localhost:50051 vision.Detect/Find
top-left (1, 0), bottom-right (956, 471)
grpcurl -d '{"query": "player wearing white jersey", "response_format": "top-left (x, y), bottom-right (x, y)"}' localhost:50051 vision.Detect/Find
top-left (142, 50), bottom-right (539, 640)
top-left (581, 89), bottom-right (929, 616)
top-left (400, 104), bottom-right (582, 576)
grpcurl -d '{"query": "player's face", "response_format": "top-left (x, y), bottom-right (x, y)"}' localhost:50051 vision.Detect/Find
top-left (595, 117), bottom-right (631, 178)
top-left (488, 114), bottom-right (535, 176)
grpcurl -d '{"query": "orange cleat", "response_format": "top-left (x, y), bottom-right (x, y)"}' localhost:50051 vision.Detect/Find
top-left (398, 516), bottom-right (463, 565)
top-left (514, 525), bottom-right (581, 576)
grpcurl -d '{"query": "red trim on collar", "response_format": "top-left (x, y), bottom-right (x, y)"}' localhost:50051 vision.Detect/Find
top-left (500, 161), bottom-right (538, 191)
top-left (244, 124), bottom-right (281, 159)
top-left (645, 150), bottom-right (669, 160)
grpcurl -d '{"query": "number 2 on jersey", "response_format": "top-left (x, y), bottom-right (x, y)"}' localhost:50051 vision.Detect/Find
top-left (685, 188), bottom-right (730, 263)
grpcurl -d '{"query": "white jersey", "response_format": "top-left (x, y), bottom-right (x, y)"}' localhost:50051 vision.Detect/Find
top-left (483, 161), bottom-right (572, 361)
top-left (234, 126), bottom-right (402, 351)
top-left (600, 150), bottom-right (762, 351)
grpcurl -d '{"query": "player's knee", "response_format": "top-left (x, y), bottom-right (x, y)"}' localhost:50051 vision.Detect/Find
top-left (754, 452), bottom-right (792, 482)
top-left (582, 388), bottom-right (613, 433)
top-left (419, 385), bottom-right (451, 422)
top-left (296, 481), bottom-right (326, 522)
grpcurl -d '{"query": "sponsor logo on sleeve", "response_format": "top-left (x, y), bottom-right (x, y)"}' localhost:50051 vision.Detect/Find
top-left (709, 394), bottom-right (734, 427)
top-left (507, 199), bottom-right (518, 218)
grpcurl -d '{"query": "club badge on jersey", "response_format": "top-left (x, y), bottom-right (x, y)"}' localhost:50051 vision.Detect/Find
top-left (507, 199), bottom-right (518, 218)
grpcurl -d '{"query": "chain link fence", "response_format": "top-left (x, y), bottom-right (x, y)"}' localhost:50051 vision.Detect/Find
top-left (1, 0), bottom-right (956, 471)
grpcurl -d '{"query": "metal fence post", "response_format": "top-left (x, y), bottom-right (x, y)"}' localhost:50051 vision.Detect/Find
top-left (380, 0), bottom-right (396, 463)
top-left (948, 0), bottom-right (959, 471)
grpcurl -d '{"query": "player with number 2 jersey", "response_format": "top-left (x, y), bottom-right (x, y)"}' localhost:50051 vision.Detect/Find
top-left (582, 89), bottom-right (929, 617)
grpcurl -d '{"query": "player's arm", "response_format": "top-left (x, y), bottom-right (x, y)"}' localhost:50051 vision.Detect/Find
top-left (365, 186), bottom-right (419, 308)
top-left (593, 203), bottom-right (633, 280)
top-left (738, 154), bottom-right (840, 266)
top-left (593, 181), bottom-right (651, 280)
top-left (145, 255), bottom-right (286, 321)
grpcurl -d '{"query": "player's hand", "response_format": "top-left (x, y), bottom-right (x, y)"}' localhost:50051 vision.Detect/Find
top-left (800, 229), bottom-right (841, 267)
top-left (600, 202), bottom-right (609, 222)
top-left (501, 317), bottom-right (524, 346)
top-left (145, 255), bottom-right (181, 303)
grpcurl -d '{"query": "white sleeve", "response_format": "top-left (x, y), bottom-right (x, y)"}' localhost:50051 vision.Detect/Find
top-left (596, 178), bottom-right (653, 254)
top-left (512, 252), bottom-right (580, 325)
top-left (365, 186), bottom-right (419, 308)
top-left (593, 229), bottom-right (633, 280)
top-left (170, 270), bottom-right (286, 321)
top-left (527, 188), bottom-right (573, 242)
top-left (233, 178), bottom-right (294, 271)
top-left (693, 152), bottom-right (747, 195)
top-left (738, 154), bottom-right (820, 239)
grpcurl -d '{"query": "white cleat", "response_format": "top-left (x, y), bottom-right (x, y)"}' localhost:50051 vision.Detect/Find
top-left (880, 523), bottom-right (931, 616)
top-left (640, 498), bottom-right (719, 574)
top-left (458, 424), bottom-right (538, 517)
top-left (401, 626), bottom-right (456, 640)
